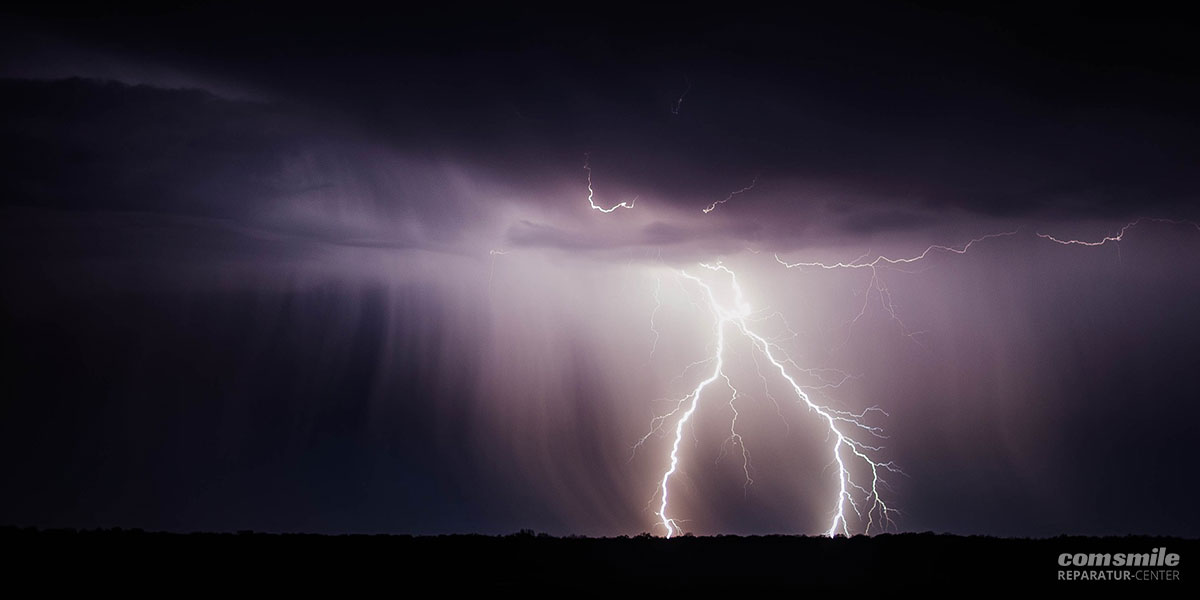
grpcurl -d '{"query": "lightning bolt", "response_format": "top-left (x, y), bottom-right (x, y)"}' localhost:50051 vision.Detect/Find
top-left (648, 232), bottom-right (1021, 537)
top-left (1036, 217), bottom-right (1200, 246)
top-left (649, 262), bottom-right (901, 538)
top-left (487, 249), bottom-right (508, 296)
top-left (774, 231), bottom-right (1019, 345)
top-left (702, 176), bottom-right (759, 214)
top-left (488, 211), bottom-right (1196, 538)
top-left (715, 374), bottom-right (754, 497)
top-left (583, 153), bottom-right (638, 213)
top-left (671, 76), bottom-right (691, 116)
top-left (649, 275), bottom-right (662, 357)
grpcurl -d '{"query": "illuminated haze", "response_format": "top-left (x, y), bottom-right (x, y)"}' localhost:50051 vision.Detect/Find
top-left (1, 4), bottom-right (1198, 537)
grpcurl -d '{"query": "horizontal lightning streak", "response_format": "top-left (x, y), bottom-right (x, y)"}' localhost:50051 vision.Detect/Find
top-left (1036, 217), bottom-right (1200, 246)
top-left (774, 230), bottom-right (1019, 345)
top-left (773, 230), bottom-right (1019, 271)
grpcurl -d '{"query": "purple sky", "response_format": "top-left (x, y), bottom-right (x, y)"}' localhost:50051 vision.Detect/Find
top-left (1, 3), bottom-right (1198, 537)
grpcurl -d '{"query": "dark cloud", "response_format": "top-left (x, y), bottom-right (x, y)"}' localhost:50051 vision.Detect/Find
top-left (0, 78), bottom-right (502, 256)
top-left (836, 210), bottom-right (938, 235)
top-left (4, 4), bottom-right (1199, 225)
top-left (0, 78), bottom-right (301, 214)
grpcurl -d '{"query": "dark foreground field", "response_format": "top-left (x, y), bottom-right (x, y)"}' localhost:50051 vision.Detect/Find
top-left (4, 527), bottom-right (1196, 591)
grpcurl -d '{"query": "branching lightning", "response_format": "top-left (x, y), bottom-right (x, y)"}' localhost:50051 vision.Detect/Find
top-left (773, 231), bottom-right (1019, 345)
top-left (644, 263), bottom-right (901, 538)
top-left (496, 193), bottom-right (1196, 538)
top-left (583, 153), bottom-right (638, 213)
top-left (643, 231), bottom-right (1033, 537)
top-left (715, 373), bottom-right (755, 497)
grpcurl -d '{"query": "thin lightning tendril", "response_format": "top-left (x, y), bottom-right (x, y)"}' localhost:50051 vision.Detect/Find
top-left (774, 231), bottom-right (1019, 345)
top-left (1036, 217), bottom-right (1200, 246)
top-left (715, 374), bottom-right (754, 497)
top-left (649, 276), bottom-right (662, 357)
top-left (487, 249), bottom-right (507, 295)
top-left (584, 153), bottom-right (638, 213)
top-left (774, 231), bottom-right (1019, 271)
top-left (702, 176), bottom-right (759, 214)
top-left (671, 76), bottom-right (691, 116)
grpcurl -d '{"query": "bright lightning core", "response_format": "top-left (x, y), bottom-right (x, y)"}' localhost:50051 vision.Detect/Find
top-left (637, 263), bottom-right (901, 538)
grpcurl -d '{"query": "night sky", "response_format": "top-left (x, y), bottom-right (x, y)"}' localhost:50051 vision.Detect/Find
top-left (2, 2), bottom-right (1198, 537)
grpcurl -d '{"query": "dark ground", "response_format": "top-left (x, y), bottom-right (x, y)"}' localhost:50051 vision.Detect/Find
top-left (4, 527), bottom-right (1196, 591)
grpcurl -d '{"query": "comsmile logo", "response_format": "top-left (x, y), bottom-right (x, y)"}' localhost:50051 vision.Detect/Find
top-left (1058, 547), bottom-right (1181, 581)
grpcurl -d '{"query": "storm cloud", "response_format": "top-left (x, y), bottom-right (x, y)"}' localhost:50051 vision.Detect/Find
top-left (1, 3), bottom-right (1198, 537)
